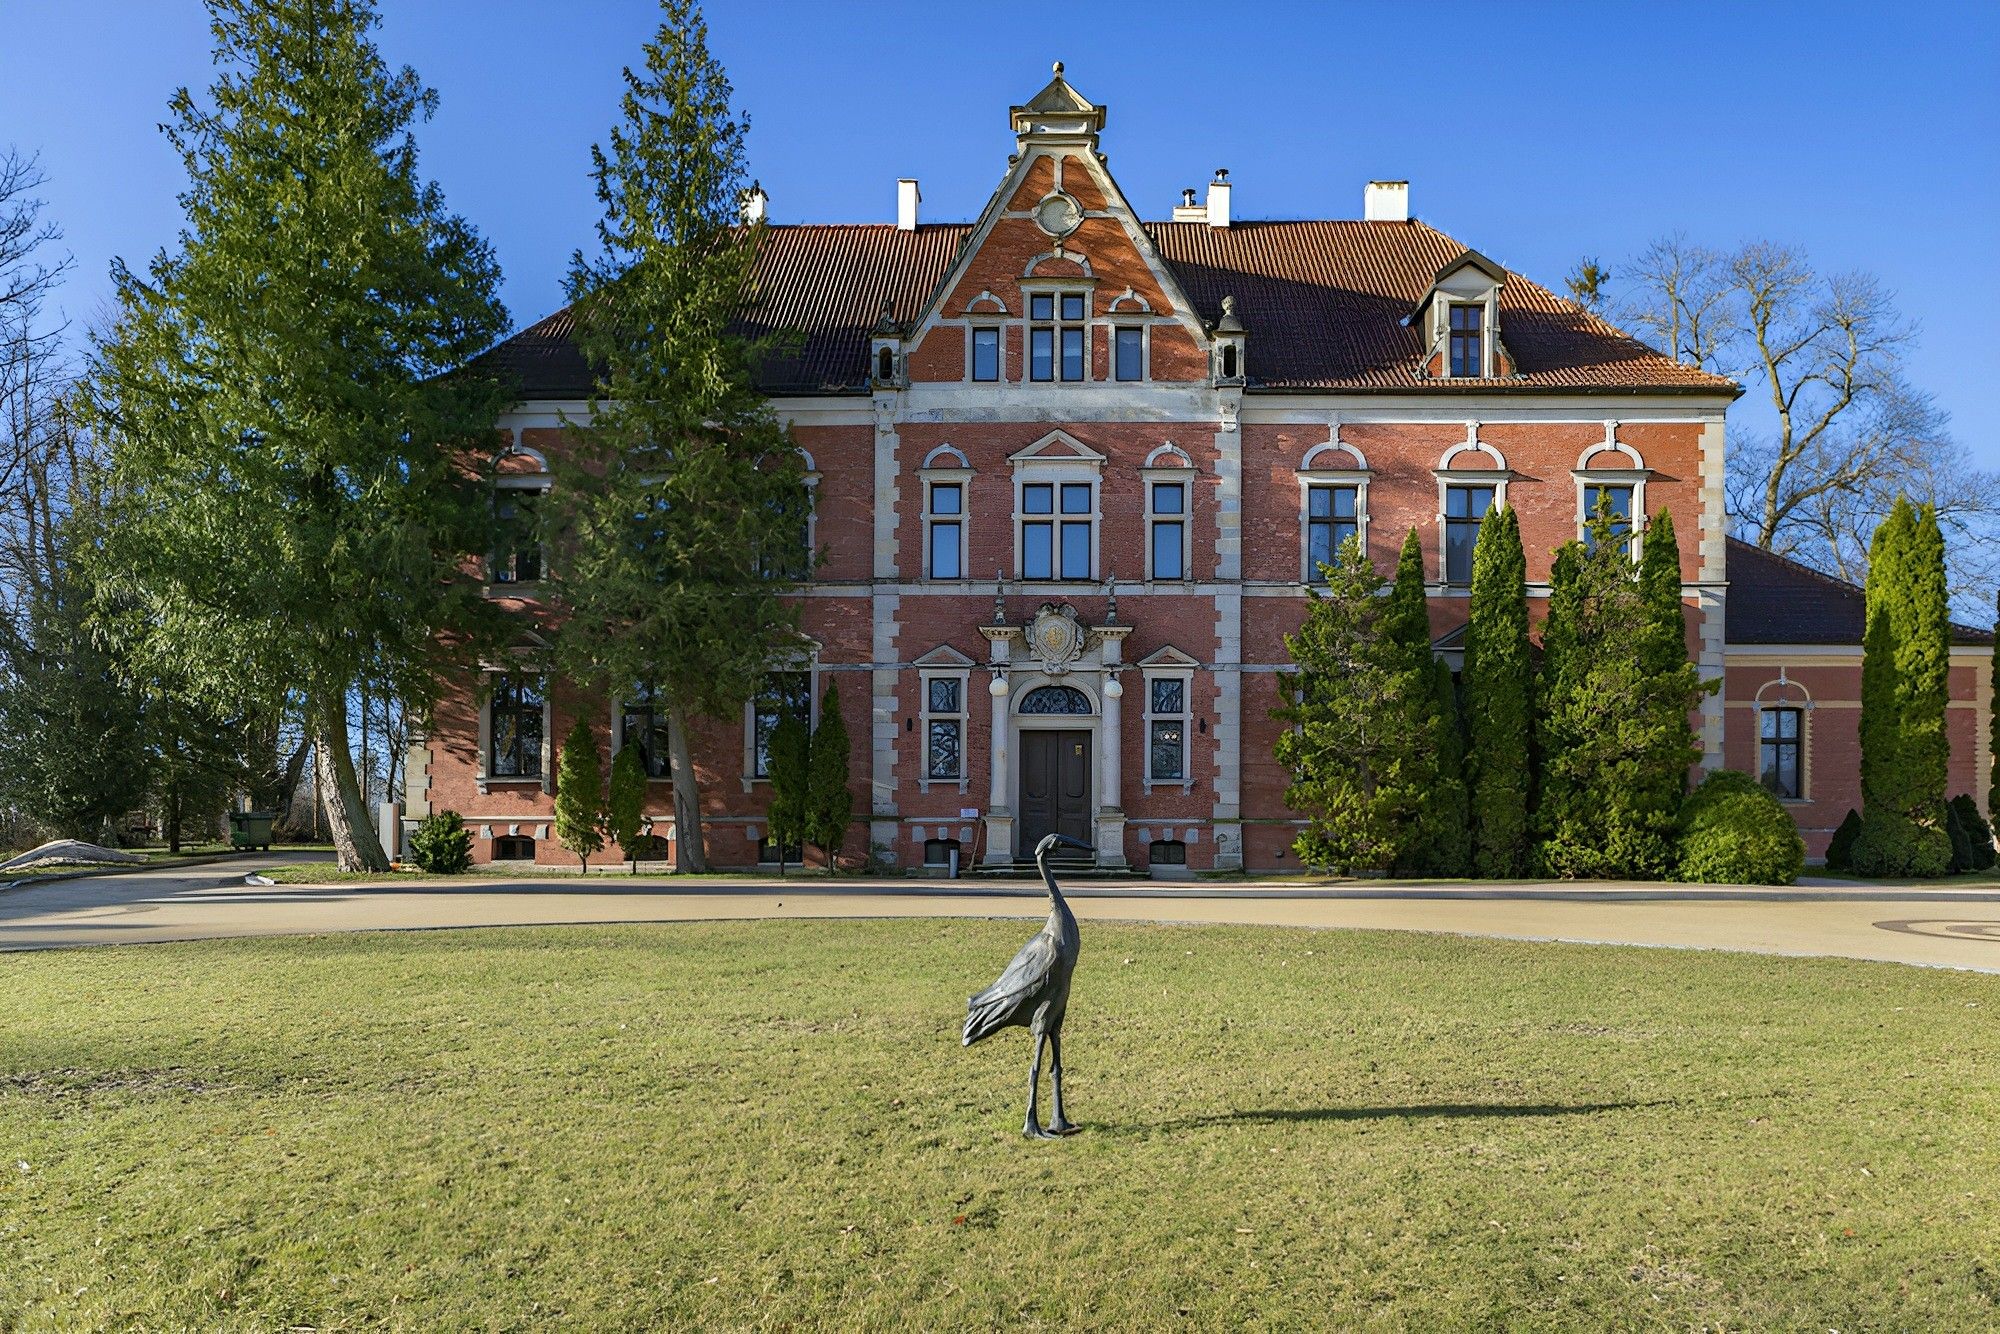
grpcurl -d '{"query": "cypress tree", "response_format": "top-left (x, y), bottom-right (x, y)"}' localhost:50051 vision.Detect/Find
top-left (1859, 499), bottom-right (1911, 814)
top-left (606, 743), bottom-right (646, 873)
top-left (1990, 589), bottom-right (2000, 820)
top-left (553, 715), bottom-right (606, 871)
top-left (1855, 497), bottom-right (1952, 876)
top-left (764, 708), bottom-right (810, 874)
top-left (1898, 502), bottom-right (1950, 822)
top-left (805, 679), bottom-right (852, 872)
top-left (1419, 656), bottom-right (1473, 876)
top-left (1273, 536), bottom-right (1397, 872)
top-left (1462, 507), bottom-right (1532, 876)
top-left (1380, 530), bottom-right (1440, 875)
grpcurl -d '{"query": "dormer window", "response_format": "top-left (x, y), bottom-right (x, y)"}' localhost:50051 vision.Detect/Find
top-left (1029, 291), bottom-right (1088, 382)
top-left (1449, 304), bottom-right (1484, 377)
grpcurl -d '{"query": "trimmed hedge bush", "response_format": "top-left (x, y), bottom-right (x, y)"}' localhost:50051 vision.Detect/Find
top-left (1676, 769), bottom-right (1805, 886)
top-left (1824, 808), bottom-right (1863, 872)
top-left (408, 810), bottom-right (472, 875)
top-left (1948, 794), bottom-right (1996, 870)
top-left (1849, 809), bottom-right (1952, 879)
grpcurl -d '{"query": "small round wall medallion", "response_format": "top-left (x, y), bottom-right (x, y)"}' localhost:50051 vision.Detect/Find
top-left (1033, 191), bottom-right (1083, 239)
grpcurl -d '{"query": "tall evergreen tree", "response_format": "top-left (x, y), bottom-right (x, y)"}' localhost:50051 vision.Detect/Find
top-left (764, 707), bottom-right (809, 873)
top-left (1990, 588), bottom-right (2000, 820)
top-left (548, 0), bottom-right (810, 873)
top-left (1274, 537), bottom-right (1399, 872)
top-left (1898, 502), bottom-right (1950, 820)
top-left (87, 0), bottom-right (510, 870)
top-left (1376, 530), bottom-right (1466, 875)
top-left (805, 679), bottom-right (851, 872)
top-left (553, 715), bottom-right (605, 871)
top-left (1534, 509), bottom-right (1704, 879)
top-left (1461, 506), bottom-right (1533, 876)
top-left (1419, 656), bottom-right (1473, 876)
top-left (1635, 509), bottom-right (1708, 811)
top-left (1858, 500), bottom-right (1910, 815)
top-left (605, 743), bottom-right (646, 874)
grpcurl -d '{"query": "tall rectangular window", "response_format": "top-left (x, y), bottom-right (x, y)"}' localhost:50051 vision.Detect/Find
top-left (924, 675), bottom-right (965, 781)
top-left (1760, 707), bottom-right (1802, 799)
top-left (971, 327), bottom-right (999, 381)
top-left (1020, 481), bottom-right (1092, 580)
top-left (1306, 484), bottom-right (1359, 579)
top-left (1444, 484), bottom-right (1496, 583)
top-left (1029, 291), bottom-right (1088, 383)
top-left (1583, 482), bottom-right (1635, 555)
top-left (1149, 480), bottom-right (1186, 580)
top-left (492, 489), bottom-right (544, 584)
top-left (752, 671), bottom-right (811, 779)
top-left (619, 691), bottom-right (671, 779)
top-left (1449, 304), bottom-right (1484, 377)
top-left (488, 675), bottom-right (544, 778)
top-left (926, 481), bottom-right (963, 579)
top-left (1115, 327), bottom-right (1144, 381)
top-left (1147, 675), bottom-right (1190, 783)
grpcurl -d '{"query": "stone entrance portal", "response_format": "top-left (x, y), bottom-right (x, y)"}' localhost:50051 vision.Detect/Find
top-left (1018, 728), bottom-right (1092, 854)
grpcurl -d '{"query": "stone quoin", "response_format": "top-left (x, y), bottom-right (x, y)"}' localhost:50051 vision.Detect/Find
top-left (405, 65), bottom-right (1992, 871)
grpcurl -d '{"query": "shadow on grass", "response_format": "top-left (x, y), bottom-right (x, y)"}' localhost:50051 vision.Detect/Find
top-left (1108, 1099), bottom-right (1676, 1134)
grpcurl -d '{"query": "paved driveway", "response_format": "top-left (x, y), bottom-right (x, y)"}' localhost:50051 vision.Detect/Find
top-left (5, 857), bottom-right (2000, 971)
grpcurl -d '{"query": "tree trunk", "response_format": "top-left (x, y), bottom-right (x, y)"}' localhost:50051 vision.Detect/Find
top-left (277, 738), bottom-right (311, 815)
top-left (312, 690), bottom-right (388, 872)
top-left (666, 701), bottom-right (705, 873)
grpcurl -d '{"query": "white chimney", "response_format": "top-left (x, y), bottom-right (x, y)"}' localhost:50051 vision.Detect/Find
top-left (897, 178), bottom-right (920, 231)
top-left (1171, 187), bottom-right (1207, 222)
top-left (1364, 180), bottom-right (1409, 222)
top-left (1205, 168), bottom-right (1231, 228)
top-left (740, 180), bottom-right (768, 224)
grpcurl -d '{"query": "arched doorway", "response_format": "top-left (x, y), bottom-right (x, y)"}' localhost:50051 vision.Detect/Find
top-left (1015, 684), bottom-right (1094, 854)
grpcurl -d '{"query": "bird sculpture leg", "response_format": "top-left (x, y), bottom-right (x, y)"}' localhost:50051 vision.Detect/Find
top-left (1023, 1032), bottom-right (1058, 1139)
top-left (1046, 1029), bottom-right (1077, 1135)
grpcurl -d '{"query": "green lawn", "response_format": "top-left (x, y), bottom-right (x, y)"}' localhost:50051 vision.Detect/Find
top-left (3, 923), bottom-right (1996, 1329)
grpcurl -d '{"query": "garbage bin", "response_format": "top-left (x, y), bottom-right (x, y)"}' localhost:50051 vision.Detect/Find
top-left (228, 811), bottom-right (276, 852)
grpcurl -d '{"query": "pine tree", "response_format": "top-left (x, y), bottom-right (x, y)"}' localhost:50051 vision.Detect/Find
top-left (548, 0), bottom-right (810, 873)
top-left (1274, 537), bottom-right (1398, 872)
top-left (606, 743), bottom-right (646, 873)
top-left (553, 716), bottom-right (605, 871)
top-left (764, 708), bottom-right (810, 874)
top-left (1461, 506), bottom-right (1533, 876)
top-left (805, 679), bottom-right (851, 872)
top-left (86, 0), bottom-right (510, 871)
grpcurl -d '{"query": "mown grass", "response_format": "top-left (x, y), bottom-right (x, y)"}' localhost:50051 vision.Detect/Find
top-left (2, 921), bottom-right (1996, 1329)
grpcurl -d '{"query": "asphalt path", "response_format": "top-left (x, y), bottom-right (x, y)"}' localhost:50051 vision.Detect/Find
top-left (5, 853), bottom-right (2000, 972)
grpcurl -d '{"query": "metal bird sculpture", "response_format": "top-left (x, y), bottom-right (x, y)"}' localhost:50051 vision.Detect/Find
top-left (963, 832), bottom-right (1091, 1137)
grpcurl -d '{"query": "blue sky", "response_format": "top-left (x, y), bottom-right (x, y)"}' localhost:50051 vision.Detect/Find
top-left (4, 1), bottom-right (1996, 457)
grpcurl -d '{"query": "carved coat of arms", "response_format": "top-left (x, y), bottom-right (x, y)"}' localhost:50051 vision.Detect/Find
top-left (1028, 603), bottom-right (1084, 675)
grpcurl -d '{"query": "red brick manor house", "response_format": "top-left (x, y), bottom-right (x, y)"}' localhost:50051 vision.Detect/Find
top-left (406, 67), bottom-right (1991, 871)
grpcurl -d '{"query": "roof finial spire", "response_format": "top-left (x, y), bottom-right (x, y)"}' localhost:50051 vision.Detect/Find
top-left (1053, 60), bottom-right (1064, 75)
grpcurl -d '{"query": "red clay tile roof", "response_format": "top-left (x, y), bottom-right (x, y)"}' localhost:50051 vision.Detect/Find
top-left (1724, 537), bottom-right (1991, 646)
top-left (479, 218), bottom-right (1737, 398)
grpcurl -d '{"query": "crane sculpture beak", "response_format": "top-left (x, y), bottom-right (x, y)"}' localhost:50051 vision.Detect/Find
top-left (1038, 834), bottom-right (1094, 855)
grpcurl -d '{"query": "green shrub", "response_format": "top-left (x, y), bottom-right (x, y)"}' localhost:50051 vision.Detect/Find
top-left (1948, 794), bottom-right (1996, 871)
top-left (1675, 770), bottom-right (1804, 886)
top-left (408, 811), bottom-right (472, 875)
top-left (1849, 809), bottom-right (1952, 879)
top-left (1824, 808), bottom-right (1863, 871)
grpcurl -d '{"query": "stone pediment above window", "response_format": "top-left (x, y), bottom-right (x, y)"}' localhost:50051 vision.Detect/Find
top-left (913, 644), bottom-right (976, 669)
top-left (1008, 430), bottom-right (1105, 465)
top-left (1137, 644), bottom-right (1200, 669)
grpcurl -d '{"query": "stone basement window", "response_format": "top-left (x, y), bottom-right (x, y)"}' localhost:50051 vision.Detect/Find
top-left (492, 835), bottom-right (535, 862)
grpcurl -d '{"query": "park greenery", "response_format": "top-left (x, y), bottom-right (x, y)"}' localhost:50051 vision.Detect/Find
top-left (540, 0), bottom-right (812, 874)
top-left (3, 921), bottom-right (1996, 1327)
top-left (762, 678), bottom-right (854, 873)
top-left (553, 715), bottom-right (607, 871)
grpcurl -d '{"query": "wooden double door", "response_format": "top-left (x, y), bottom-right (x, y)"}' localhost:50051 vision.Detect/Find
top-left (1018, 729), bottom-right (1092, 855)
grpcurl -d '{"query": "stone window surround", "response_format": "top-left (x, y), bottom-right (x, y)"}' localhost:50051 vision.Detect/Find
top-left (1142, 666), bottom-right (1194, 792)
top-left (1433, 437), bottom-right (1512, 589)
top-left (919, 444), bottom-right (972, 582)
top-left (1022, 278), bottom-right (1096, 384)
top-left (918, 667), bottom-right (971, 792)
top-left (1141, 442), bottom-right (1195, 583)
top-left (1753, 676), bottom-right (1814, 804)
top-left (740, 652), bottom-right (818, 791)
top-left (476, 663), bottom-right (551, 795)
top-left (1011, 442), bottom-right (1103, 584)
top-left (1572, 435), bottom-right (1650, 562)
top-left (1297, 439), bottom-right (1372, 584)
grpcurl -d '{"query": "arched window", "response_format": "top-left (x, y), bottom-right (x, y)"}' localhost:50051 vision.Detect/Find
top-left (1221, 345), bottom-right (1238, 379)
top-left (1018, 684), bottom-right (1092, 715)
top-left (877, 347), bottom-right (895, 381)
